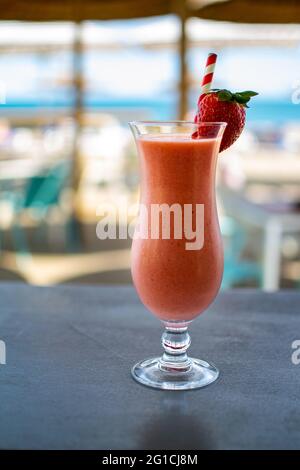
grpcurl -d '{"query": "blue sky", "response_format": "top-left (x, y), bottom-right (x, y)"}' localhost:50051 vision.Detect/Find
top-left (0, 16), bottom-right (299, 102)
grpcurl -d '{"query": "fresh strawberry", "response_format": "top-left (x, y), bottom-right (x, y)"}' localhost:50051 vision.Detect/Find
top-left (194, 89), bottom-right (258, 152)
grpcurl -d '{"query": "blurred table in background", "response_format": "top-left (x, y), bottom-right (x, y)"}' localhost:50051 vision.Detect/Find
top-left (219, 187), bottom-right (300, 291)
top-left (241, 153), bottom-right (300, 186)
top-left (0, 283), bottom-right (300, 450)
top-left (0, 159), bottom-right (44, 181)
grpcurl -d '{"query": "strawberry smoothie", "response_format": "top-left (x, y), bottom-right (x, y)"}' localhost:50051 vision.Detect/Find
top-left (131, 133), bottom-right (224, 322)
top-left (130, 53), bottom-right (257, 390)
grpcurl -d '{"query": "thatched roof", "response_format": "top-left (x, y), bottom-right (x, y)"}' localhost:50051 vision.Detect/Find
top-left (196, 0), bottom-right (300, 24)
top-left (0, 0), bottom-right (172, 21)
top-left (0, 0), bottom-right (299, 23)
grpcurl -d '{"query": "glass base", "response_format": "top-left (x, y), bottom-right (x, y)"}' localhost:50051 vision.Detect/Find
top-left (132, 357), bottom-right (219, 390)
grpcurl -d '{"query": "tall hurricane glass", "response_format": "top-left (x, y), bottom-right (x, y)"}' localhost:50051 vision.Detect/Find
top-left (129, 121), bottom-right (226, 390)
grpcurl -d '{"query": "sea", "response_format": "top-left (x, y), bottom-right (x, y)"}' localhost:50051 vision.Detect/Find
top-left (1, 93), bottom-right (299, 128)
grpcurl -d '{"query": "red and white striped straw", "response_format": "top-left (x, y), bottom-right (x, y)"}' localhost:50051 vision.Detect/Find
top-left (200, 53), bottom-right (217, 97)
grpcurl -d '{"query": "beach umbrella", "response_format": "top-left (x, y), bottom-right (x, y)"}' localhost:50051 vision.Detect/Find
top-left (0, 1), bottom-right (298, 25)
top-left (191, 0), bottom-right (300, 24)
top-left (0, 0), bottom-right (173, 21)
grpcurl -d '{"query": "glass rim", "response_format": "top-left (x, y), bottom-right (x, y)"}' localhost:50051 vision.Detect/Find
top-left (129, 120), bottom-right (227, 128)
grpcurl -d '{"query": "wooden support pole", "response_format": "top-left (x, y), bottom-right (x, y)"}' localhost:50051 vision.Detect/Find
top-left (69, 21), bottom-right (84, 248)
top-left (72, 21), bottom-right (84, 193)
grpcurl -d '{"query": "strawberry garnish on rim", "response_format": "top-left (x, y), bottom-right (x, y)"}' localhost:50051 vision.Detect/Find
top-left (193, 89), bottom-right (258, 152)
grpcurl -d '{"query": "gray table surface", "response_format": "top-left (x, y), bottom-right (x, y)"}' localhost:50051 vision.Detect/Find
top-left (0, 282), bottom-right (300, 450)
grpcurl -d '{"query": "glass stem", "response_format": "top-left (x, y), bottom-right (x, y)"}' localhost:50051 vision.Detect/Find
top-left (159, 324), bottom-right (192, 373)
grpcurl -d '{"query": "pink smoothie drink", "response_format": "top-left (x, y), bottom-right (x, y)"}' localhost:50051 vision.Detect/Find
top-left (131, 134), bottom-right (223, 322)
top-left (129, 52), bottom-right (256, 391)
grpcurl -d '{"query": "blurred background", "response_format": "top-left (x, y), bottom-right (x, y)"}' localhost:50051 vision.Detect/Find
top-left (0, 0), bottom-right (299, 290)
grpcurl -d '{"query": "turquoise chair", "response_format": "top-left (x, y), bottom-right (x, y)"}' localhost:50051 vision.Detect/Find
top-left (221, 215), bottom-right (261, 288)
top-left (8, 161), bottom-right (71, 255)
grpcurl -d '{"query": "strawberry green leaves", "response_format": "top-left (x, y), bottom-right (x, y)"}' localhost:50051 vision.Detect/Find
top-left (210, 89), bottom-right (258, 108)
top-left (217, 90), bottom-right (233, 101)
